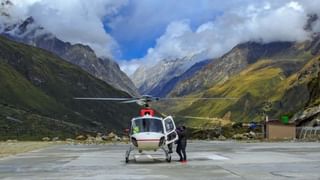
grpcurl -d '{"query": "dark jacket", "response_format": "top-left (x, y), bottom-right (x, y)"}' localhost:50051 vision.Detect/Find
top-left (176, 127), bottom-right (187, 147)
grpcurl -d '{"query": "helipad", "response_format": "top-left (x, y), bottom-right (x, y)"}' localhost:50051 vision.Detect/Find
top-left (0, 141), bottom-right (319, 179)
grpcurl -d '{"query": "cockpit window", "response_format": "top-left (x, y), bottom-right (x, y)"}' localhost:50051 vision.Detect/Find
top-left (164, 118), bottom-right (175, 132)
top-left (132, 118), bottom-right (163, 134)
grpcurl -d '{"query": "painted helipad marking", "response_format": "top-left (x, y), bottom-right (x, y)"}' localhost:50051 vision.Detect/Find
top-left (134, 154), bottom-right (155, 162)
top-left (207, 154), bottom-right (229, 160)
top-left (135, 155), bottom-right (152, 159)
top-left (191, 153), bottom-right (230, 161)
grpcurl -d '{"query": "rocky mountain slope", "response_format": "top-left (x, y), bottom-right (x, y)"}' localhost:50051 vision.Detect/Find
top-left (172, 36), bottom-right (320, 127)
top-left (0, 3), bottom-right (138, 96)
top-left (131, 53), bottom-right (206, 95)
top-left (177, 60), bottom-right (305, 125)
top-left (148, 60), bottom-right (210, 97)
top-left (286, 56), bottom-right (320, 126)
top-left (169, 41), bottom-right (311, 97)
top-left (0, 36), bottom-right (139, 140)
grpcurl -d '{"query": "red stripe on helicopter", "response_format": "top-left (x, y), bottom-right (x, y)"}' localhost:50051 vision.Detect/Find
top-left (137, 139), bottom-right (159, 141)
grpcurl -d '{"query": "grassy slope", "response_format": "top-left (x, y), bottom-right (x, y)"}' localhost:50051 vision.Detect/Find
top-left (177, 59), bottom-right (310, 126)
top-left (0, 62), bottom-right (67, 114)
top-left (291, 56), bottom-right (320, 107)
top-left (0, 36), bottom-right (138, 140)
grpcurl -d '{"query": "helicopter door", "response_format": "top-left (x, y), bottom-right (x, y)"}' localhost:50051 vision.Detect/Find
top-left (163, 116), bottom-right (178, 145)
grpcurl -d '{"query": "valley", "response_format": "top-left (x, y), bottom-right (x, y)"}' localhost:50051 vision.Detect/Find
top-left (0, 36), bottom-right (139, 140)
top-left (1, 1), bottom-right (320, 179)
top-left (150, 39), bottom-right (320, 130)
top-left (1, 0), bottom-right (320, 141)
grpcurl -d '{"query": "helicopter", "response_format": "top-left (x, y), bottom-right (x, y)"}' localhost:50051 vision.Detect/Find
top-left (74, 95), bottom-right (237, 163)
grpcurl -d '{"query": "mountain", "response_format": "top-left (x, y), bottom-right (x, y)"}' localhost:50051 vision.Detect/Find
top-left (284, 56), bottom-right (320, 126)
top-left (131, 53), bottom-right (206, 95)
top-left (177, 60), bottom-right (305, 125)
top-left (169, 41), bottom-right (311, 97)
top-left (149, 59), bottom-right (210, 97)
top-left (0, 36), bottom-right (139, 140)
top-left (172, 36), bottom-right (320, 127)
top-left (0, 5), bottom-right (139, 96)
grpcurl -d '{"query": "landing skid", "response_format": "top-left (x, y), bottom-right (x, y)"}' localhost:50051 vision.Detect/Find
top-left (162, 146), bottom-right (172, 162)
top-left (125, 145), bottom-right (133, 163)
top-left (125, 145), bottom-right (171, 163)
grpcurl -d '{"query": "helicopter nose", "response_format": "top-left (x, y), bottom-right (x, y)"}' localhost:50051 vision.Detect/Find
top-left (136, 138), bottom-right (161, 150)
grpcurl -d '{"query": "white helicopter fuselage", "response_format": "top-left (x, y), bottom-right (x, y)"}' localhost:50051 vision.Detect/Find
top-left (129, 115), bottom-right (178, 152)
top-left (131, 132), bottom-right (164, 150)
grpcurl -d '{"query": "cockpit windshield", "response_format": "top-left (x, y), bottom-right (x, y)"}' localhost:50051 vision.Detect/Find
top-left (132, 118), bottom-right (163, 134)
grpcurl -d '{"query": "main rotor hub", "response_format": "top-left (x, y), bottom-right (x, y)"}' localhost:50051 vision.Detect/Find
top-left (140, 108), bottom-right (155, 116)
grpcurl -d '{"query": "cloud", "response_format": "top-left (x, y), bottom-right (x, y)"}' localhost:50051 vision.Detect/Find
top-left (1, 0), bottom-right (128, 57)
top-left (2, 0), bottom-right (320, 76)
top-left (119, 59), bottom-right (141, 76)
top-left (109, 0), bottom-right (253, 60)
top-left (122, 1), bottom-right (320, 75)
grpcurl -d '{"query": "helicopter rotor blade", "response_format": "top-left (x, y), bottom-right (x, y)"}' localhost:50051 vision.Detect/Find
top-left (74, 97), bottom-right (132, 101)
top-left (120, 99), bottom-right (140, 104)
top-left (161, 97), bottom-right (238, 100)
top-left (73, 95), bottom-right (238, 106)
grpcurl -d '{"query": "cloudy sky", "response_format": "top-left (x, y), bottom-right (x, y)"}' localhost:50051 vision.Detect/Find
top-left (2, 0), bottom-right (320, 75)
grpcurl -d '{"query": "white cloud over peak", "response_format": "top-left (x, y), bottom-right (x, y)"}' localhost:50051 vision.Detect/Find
top-left (1, 0), bottom-right (128, 57)
top-left (2, 0), bottom-right (320, 76)
top-left (123, 1), bottom-right (320, 75)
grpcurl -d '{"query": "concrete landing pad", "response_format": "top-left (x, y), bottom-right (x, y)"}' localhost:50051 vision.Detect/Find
top-left (0, 141), bottom-right (319, 179)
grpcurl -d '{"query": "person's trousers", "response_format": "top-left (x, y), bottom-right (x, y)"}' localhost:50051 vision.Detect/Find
top-left (176, 143), bottom-right (187, 161)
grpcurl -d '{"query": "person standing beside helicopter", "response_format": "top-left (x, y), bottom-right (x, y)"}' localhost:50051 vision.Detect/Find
top-left (176, 126), bottom-right (187, 162)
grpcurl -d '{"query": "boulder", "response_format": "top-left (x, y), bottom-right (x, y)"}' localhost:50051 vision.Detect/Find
top-left (112, 135), bottom-right (121, 142)
top-left (218, 135), bottom-right (227, 140)
top-left (105, 132), bottom-right (118, 141)
top-left (291, 105), bottom-right (320, 125)
top-left (42, 137), bottom-right (50, 141)
top-left (249, 131), bottom-right (256, 138)
top-left (107, 132), bottom-right (116, 138)
top-left (232, 133), bottom-right (247, 140)
top-left (101, 135), bottom-right (109, 141)
top-left (95, 134), bottom-right (103, 143)
top-left (76, 135), bottom-right (86, 141)
top-left (52, 137), bottom-right (59, 141)
top-left (122, 136), bottom-right (129, 142)
top-left (85, 135), bottom-right (95, 144)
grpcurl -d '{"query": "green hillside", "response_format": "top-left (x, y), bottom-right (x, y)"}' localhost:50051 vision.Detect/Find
top-left (177, 59), bottom-right (314, 126)
top-left (0, 36), bottom-right (139, 140)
